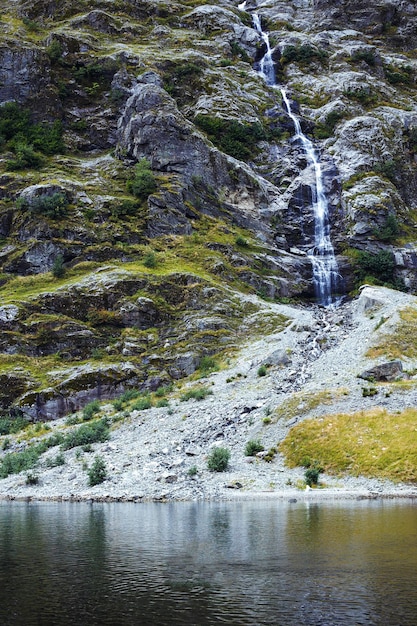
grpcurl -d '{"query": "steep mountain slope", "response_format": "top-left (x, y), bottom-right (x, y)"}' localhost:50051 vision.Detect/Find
top-left (0, 0), bottom-right (417, 418)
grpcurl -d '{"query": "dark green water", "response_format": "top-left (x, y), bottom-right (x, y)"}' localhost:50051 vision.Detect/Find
top-left (0, 499), bottom-right (416, 625)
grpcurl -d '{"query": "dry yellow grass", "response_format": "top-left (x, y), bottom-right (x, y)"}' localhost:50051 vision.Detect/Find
top-left (279, 407), bottom-right (417, 483)
top-left (367, 306), bottom-right (417, 359)
top-left (273, 388), bottom-right (349, 422)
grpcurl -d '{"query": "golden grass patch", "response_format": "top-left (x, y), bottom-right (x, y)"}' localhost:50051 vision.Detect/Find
top-left (279, 407), bottom-right (417, 482)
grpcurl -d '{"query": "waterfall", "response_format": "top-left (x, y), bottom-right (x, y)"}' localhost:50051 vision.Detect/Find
top-left (252, 14), bottom-right (340, 306)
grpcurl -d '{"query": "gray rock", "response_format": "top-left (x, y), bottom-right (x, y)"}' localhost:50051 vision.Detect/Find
top-left (265, 349), bottom-right (291, 367)
top-left (169, 353), bottom-right (199, 379)
top-left (0, 305), bottom-right (19, 328)
top-left (359, 360), bottom-right (404, 382)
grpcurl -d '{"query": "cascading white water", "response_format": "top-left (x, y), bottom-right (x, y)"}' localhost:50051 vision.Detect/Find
top-left (252, 13), bottom-right (340, 306)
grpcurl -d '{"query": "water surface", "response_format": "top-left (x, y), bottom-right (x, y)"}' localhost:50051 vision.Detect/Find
top-left (0, 499), bottom-right (416, 625)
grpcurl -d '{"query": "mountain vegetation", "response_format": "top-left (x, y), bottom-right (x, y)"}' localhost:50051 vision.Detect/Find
top-left (0, 0), bottom-right (417, 494)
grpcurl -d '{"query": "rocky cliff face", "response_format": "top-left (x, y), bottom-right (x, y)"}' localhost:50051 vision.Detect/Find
top-left (0, 0), bottom-right (417, 416)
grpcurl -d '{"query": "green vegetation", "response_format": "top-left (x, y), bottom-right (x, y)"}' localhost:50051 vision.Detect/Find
top-left (187, 465), bottom-right (198, 476)
top-left (354, 249), bottom-right (397, 286)
top-left (198, 356), bottom-right (220, 375)
top-left (235, 235), bottom-right (249, 247)
top-left (131, 396), bottom-right (152, 411)
top-left (343, 87), bottom-right (378, 106)
top-left (87, 455), bottom-right (107, 486)
top-left (180, 386), bottom-right (213, 402)
top-left (304, 465), bottom-right (322, 487)
top-left (0, 414), bottom-right (28, 436)
top-left (52, 255), bottom-right (66, 279)
top-left (281, 44), bottom-right (328, 66)
top-left (0, 448), bottom-right (40, 478)
top-left (351, 49), bottom-right (376, 66)
top-left (0, 102), bottom-right (65, 161)
top-left (17, 193), bottom-right (69, 219)
top-left (127, 159), bottom-right (157, 202)
top-left (366, 306), bottom-right (417, 359)
top-left (25, 472), bottom-right (39, 485)
top-left (82, 400), bottom-right (101, 422)
top-left (373, 214), bottom-right (400, 242)
top-left (257, 365), bottom-right (267, 377)
top-left (384, 63), bottom-right (414, 86)
top-left (61, 418), bottom-right (110, 450)
top-left (207, 446), bottom-right (230, 472)
top-left (314, 110), bottom-right (345, 139)
top-left (244, 439), bottom-right (264, 456)
top-left (279, 407), bottom-right (417, 483)
top-left (194, 115), bottom-right (278, 161)
top-left (143, 251), bottom-right (157, 268)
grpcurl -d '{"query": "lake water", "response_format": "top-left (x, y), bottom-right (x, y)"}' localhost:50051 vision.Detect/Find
top-left (0, 499), bottom-right (416, 625)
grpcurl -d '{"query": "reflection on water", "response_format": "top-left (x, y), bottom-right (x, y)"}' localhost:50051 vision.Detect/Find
top-left (0, 499), bottom-right (416, 625)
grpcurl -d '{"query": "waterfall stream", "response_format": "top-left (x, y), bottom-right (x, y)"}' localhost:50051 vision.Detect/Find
top-left (252, 13), bottom-right (340, 306)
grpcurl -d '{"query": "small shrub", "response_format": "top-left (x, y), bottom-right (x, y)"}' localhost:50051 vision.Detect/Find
top-left (131, 396), bottom-right (152, 411)
top-left (25, 472), bottom-right (39, 485)
top-left (7, 142), bottom-right (44, 170)
top-left (305, 467), bottom-right (321, 487)
top-left (82, 400), bottom-right (101, 422)
top-left (52, 254), bottom-right (65, 278)
top-left (355, 249), bottom-right (396, 286)
top-left (87, 456), bottom-right (107, 486)
top-left (188, 465), bottom-right (198, 476)
top-left (111, 199), bottom-right (140, 218)
top-left (143, 251), bottom-right (157, 268)
top-left (199, 356), bottom-right (219, 375)
top-left (87, 308), bottom-right (123, 327)
top-left (362, 387), bottom-right (378, 397)
top-left (281, 44), bottom-right (328, 66)
top-left (180, 387), bottom-right (213, 402)
top-left (22, 17), bottom-right (40, 31)
top-left (66, 415), bottom-right (80, 426)
top-left (82, 444), bottom-right (92, 453)
top-left (235, 235), bottom-right (249, 247)
top-left (257, 365), bottom-right (267, 377)
top-left (0, 448), bottom-right (39, 478)
top-left (61, 418), bottom-right (109, 450)
top-left (262, 417), bottom-right (271, 425)
top-left (245, 439), bottom-right (264, 456)
top-left (154, 384), bottom-right (173, 397)
top-left (156, 398), bottom-right (169, 408)
top-left (194, 114), bottom-right (268, 161)
top-left (120, 389), bottom-right (141, 403)
top-left (46, 40), bottom-right (63, 63)
top-left (127, 159), bottom-right (157, 201)
top-left (373, 213), bottom-right (399, 242)
top-left (207, 447), bottom-right (230, 472)
top-left (112, 399), bottom-right (124, 411)
top-left (0, 414), bottom-right (28, 435)
top-left (18, 192), bottom-right (68, 219)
